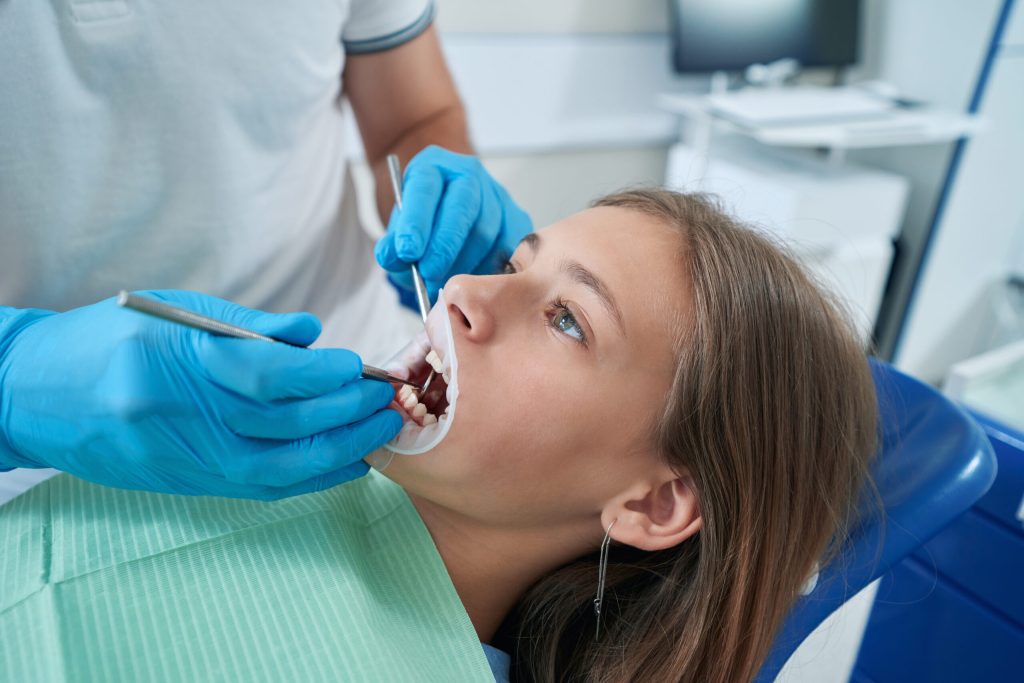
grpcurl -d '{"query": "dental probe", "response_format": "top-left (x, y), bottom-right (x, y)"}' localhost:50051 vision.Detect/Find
top-left (386, 153), bottom-right (434, 395)
top-left (117, 291), bottom-right (421, 389)
top-left (386, 154), bottom-right (432, 323)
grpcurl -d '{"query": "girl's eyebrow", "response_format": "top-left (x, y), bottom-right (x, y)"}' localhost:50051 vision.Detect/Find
top-left (520, 232), bottom-right (540, 252)
top-left (562, 260), bottom-right (627, 337)
top-left (520, 233), bottom-right (626, 338)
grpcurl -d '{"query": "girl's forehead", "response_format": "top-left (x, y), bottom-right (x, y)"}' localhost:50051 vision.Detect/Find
top-left (542, 205), bottom-right (688, 291)
top-left (538, 207), bottom-right (686, 279)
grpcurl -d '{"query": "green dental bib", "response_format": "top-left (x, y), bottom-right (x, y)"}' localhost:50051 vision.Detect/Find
top-left (0, 471), bottom-right (495, 682)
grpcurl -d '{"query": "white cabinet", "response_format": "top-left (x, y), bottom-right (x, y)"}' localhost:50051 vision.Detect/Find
top-left (665, 138), bottom-right (908, 340)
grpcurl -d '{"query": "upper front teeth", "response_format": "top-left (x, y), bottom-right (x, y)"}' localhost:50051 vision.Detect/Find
top-left (401, 388), bottom-right (419, 412)
top-left (425, 349), bottom-right (444, 373)
top-left (397, 383), bottom-right (447, 427)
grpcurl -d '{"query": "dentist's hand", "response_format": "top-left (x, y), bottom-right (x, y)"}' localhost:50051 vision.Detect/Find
top-left (375, 146), bottom-right (533, 298)
top-left (0, 291), bottom-right (402, 500)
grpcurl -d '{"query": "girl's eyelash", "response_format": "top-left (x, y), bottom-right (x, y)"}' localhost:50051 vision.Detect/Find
top-left (550, 298), bottom-right (588, 347)
top-left (499, 258), bottom-right (588, 348)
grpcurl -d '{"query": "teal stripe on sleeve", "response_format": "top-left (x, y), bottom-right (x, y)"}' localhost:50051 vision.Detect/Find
top-left (344, 2), bottom-right (435, 55)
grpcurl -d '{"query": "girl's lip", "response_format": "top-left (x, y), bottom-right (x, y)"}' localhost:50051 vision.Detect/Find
top-left (383, 288), bottom-right (458, 455)
top-left (389, 301), bottom-right (455, 426)
top-left (387, 397), bottom-right (415, 423)
top-left (390, 398), bottom-right (414, 421)
top-left (425, 304), bottom-right (451, 367)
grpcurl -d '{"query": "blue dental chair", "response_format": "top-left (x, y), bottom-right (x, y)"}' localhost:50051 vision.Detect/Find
top-left (754, 359), bottom-right (998, 683)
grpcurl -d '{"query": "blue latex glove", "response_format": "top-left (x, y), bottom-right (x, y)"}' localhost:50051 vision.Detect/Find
top-left (0, 291), bottom-right (402, 500)
top-left (375, 146), bottom-right (533, 300)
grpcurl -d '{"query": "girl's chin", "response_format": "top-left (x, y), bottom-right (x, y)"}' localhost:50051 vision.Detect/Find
top-left (365, 441), bottom-right (446, 478)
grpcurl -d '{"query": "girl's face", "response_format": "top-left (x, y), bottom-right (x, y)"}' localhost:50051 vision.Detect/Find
top-left (380, 207), bottom-right (691, 528)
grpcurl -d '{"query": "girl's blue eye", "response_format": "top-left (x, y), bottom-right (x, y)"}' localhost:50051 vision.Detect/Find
top-left (552, 306), bottom-right (586, 344)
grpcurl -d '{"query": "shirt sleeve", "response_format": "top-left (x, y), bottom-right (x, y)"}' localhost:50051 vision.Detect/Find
top-left (342, 0), bottom-right (435, 55)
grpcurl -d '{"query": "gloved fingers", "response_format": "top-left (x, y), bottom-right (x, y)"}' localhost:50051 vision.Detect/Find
top-left (374, 227), bottom-right (408, 273)
top-left (224, 379), bottom-right (395, 439)
top-left (245, 311), bottom-right (322, 347)
top-left (384, 258), bottom-right (443, 299)
top-left (424, 276), bottom-right (445, 304)
top-left (385, 272), bottom-right (432, 315)
top-left (496, 183), bottom-right (534, 241)
top-left (252, 460), bottom-right (371, 501)
top-left (391, 163), bottom-right (444, 263)
top-left (475, 185), bottom-right (535, 276)
top-left (418, 174), bottom-right (483, 281)
top-left (140, 289), bottom-right (322, 347)
top-left (445, 184), bottom-right (503, 278)
top-left (200, 339), bottom-right (364, 401)
top-left (225, 409), bottom-right (403, 487)
top-left (386, 269), bottom-right (415, 293)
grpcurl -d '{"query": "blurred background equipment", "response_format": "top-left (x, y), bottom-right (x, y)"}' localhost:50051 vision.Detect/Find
top-left (671, 0), bottom-right (860, 74)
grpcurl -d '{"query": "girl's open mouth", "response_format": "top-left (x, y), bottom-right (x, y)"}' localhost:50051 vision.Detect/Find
top-left (380, 289), bottom-right (460, 456)
top-left (393, 347), bottom-right (451, 426)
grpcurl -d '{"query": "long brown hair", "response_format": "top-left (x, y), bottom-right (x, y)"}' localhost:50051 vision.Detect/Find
top-left (495, 189), bottom-right (879, 682)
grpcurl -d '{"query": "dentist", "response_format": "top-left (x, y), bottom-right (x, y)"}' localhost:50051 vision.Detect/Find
top-left (0, 1), bottom-right (531, 500)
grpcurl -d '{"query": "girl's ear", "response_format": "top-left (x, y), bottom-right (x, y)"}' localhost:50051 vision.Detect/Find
top-left (604, 474), bottom-right (702, 552)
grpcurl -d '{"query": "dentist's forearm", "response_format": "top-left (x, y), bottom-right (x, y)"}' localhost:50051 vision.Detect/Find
top-left (344, 25), bottom-right (473, 223)
top-left (369, 103), bottom-right (473, 220)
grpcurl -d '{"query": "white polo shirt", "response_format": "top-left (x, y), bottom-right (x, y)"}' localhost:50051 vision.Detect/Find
top-left (0, 0), bottom-right (432, 357)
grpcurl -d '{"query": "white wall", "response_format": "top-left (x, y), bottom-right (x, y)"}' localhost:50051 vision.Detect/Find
top-left (349, 0), bottom-right (688, 231)
top-left (435, 0), bottom-right (670, 34)
top-left (433, 0), bottom-right (689, 224)
top-left (847, 0), bottom-right (1008, 360)
top-left (890, 0), bottom-right (1024, 382)
top-left (481, 148), bottom-right (669, 229)
top-left (439, 34), bottom-right (679, 154)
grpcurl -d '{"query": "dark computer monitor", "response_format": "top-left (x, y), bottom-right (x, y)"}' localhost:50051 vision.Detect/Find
top-left (671, 0), bottom-right (860, 73)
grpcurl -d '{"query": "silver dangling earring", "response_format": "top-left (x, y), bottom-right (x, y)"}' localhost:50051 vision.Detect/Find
top-left (593, 518), bottom-right (617, 641)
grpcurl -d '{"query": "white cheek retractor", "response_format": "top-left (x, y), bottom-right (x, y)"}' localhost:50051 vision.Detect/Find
top-left (378, 289), bottom-right (459, 457)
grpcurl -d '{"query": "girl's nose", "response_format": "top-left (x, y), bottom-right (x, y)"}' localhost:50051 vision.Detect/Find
top-left (443, 274), bottom-right (498, 344)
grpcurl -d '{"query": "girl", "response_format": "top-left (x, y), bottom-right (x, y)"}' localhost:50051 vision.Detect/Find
top-left (0, 189), bottom-right (877, 683)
